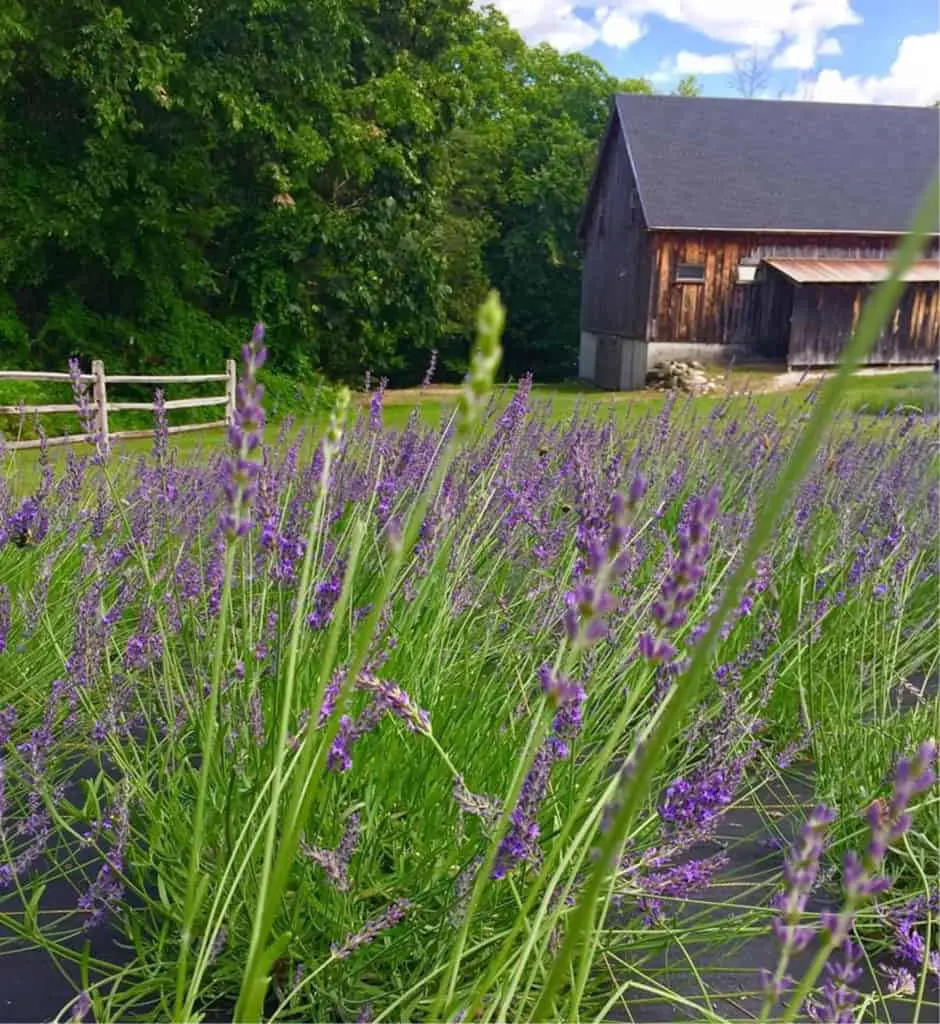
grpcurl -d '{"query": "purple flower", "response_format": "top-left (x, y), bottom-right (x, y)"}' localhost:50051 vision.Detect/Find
top-left (369, 377), bottom-right (388, 431)
top-left (824, 740), bottom-right (937, 944)
top-left (771, 804), bottom-right (837, 955)
top-left (658, 760), bottom-right (741, 839)
top-left (78, 786), bottom-right (130, 930)
top-left (152, 388), bottom-right (169, 466)
top-left (564, 484), bottom-right (642, 647)
top-left (6, 496), bottom-right (49, 549)
top-left (640, 487), bottom-right (720, 664)
top-left (637, 852), bottom-right (729, 925)
top-left (449, 856), bottom-right (483, 927)
top-left (453, 777), bottom-right (501, 829)
top-left (421, 349), bottom-right (438, 389)
top-left (884, 891), bottom-right (940, 976)
top-left (221, 323), bottom-right (267, 539)
top-left (357, 672), bottom-right (431, 736)
top-left (330, 898), bottom-right (412, 959)
top-left (776, 730), bottom-right (813, 770)
top-left (301, 812), bottom-right (361, 891)
top-left (71, 991), bottom-right (92, 1023)
top-left (0, 704), bottom-right (15, 746)
top-left (327, 715), bottom-right (356, 773)
top-left (249, 689), bottom-right (265, 746)
top-left (307, 569), bottom-right (343, 631)
top-left (497, 373), bottom-right (533, 434)
top-left (317, 668), bottom-right (345, 728)
top-left (804, 939), bottom-right (862, 1023)
top-left (881, 965), bottom-right (916, 996)
top-left (492, 736), bottom-right (568, 880)
top-left (68, 359), bottom-right (106, 460)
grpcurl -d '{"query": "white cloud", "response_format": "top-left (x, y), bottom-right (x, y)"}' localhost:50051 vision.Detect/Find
top-left (672, 50), bottom-right (736, 75)
top-left (489, 1), bottom-right (861, 69)
top-left (773, 37), bottom-right (818, 71)
top-left (659, 0), bottom-right (860, 49)
top-left (817, 37), bottom-right (841, 57)
top-left (488, 1), bottom-right (598, 53)
top-left (797, 32), bottom-right (940, 105)
top-left (599, 10), bottom-right (645, 48)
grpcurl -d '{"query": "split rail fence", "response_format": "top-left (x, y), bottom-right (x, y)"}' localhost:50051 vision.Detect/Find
top-left (0, 359), bottom-right (238, 451)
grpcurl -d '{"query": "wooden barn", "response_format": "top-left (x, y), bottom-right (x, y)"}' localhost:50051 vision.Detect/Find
top-left (577, 94), bottom-right (940, 389)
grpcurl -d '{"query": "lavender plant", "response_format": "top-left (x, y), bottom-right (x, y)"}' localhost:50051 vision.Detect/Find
top-left (0, 212), bottom-right (937, 1024)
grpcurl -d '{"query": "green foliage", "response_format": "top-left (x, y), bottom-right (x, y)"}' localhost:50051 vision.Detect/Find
top-left (0, 378), bottom-right (70, 441)
top-left (259, 364), bottom-right (337, 422)
top-left (673, 74), bottom-right (703, 96)
top-left (433, 11), bottom-right (651, 379)
top-left (0, 0), bottom-right (656, 384)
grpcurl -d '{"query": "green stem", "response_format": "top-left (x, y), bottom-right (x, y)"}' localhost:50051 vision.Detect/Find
top-left (237, 420), bottom-right (461, 1021)
top-left (434, 705), bottom-right (552, 1019)
top-left (471, 679), bottom-right (652, 1021)
top-left (779, 930), bottom-right (842, 1023)
top-left (235, 446), bottom-right (336, 1020)
top-left (173, 540), bottom-right (236, 1019)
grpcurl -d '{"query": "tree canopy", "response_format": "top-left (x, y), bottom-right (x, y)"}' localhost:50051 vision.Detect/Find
top-left (0, 1), bottom-right (652, 382)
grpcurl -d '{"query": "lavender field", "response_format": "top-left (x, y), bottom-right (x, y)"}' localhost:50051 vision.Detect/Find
top-left (0, 306), bottom-right (937, 1023)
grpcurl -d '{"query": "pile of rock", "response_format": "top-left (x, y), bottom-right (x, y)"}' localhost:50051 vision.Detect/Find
top-left (645, 360), bottom-right (716, 394)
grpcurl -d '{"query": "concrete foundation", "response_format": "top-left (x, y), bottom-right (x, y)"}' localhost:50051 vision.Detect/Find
top-left (578, 331), bottom-right (597, 381)
top-left (617, 339), bottom-right (648, 390)
top-left (580, 330), bottom-right (648, 390)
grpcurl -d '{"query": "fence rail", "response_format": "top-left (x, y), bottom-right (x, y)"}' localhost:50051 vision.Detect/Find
top-left (0, 359), bottom-right (237, 452)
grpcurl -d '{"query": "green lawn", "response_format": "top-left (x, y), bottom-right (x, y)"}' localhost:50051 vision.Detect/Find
top-left (2, 370), bottom-right (935, 492)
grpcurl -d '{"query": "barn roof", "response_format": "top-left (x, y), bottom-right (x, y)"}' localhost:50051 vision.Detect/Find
top-left (761, 257), bottom-right (940, 284)
top-left (607, 94), bottom-right (939, 234)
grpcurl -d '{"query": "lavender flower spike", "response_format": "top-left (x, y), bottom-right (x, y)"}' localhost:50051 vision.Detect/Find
top-left (330, 898), bottom-right (412, 959)
top-left (805, 939), bottom-right (862, 1023)
top-left (221, 323), bottom-right (267, 539)
top-left (421, 349), bottom-right (438, 389)
top-left (639, 487), bottom-right (720, 665)
top-left (761, 803), bottom-right (836, 1014)
top-left (68, 359), bottom-right (107, 460)
top-left (300, 813), bottom-right (361, 892)
top-left (772, 804), bottom-right (836, 955)
top-left (71, 991), bottom-right (92, 1023)
top-left (564, 483), bottom-right (642, 649)
top-left (823, 738), bottom-right (937, 944)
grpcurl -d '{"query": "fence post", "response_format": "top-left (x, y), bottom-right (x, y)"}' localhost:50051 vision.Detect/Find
top-left (225, 358), bottom-right (237, 425)
top-left (92, 359), bottom-right (110, 452)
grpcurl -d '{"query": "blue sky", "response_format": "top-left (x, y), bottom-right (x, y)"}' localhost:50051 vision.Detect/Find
top-left (492, 1), bottom-right (940, 104)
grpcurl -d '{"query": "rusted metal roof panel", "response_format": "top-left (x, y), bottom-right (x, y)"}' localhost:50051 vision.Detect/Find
top-left (761, 257), bottom-right (940, 285)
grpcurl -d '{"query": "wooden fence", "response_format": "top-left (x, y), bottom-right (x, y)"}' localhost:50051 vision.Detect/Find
top-left (0, 359), bottom-right (238, 451)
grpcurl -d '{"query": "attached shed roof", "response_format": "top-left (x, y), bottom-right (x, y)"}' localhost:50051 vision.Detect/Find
top-left (610, 94), bottom-right (939, 234)
top-left (762, 257), bottom-right (940, 284)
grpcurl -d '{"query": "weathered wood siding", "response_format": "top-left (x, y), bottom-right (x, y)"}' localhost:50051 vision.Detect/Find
top-left (788, 281), bottom-right (940, 366)
top-left (647, 231), bottom-right (938, 348)
top-left (752, 268), bottom-right (794, 360)
top-left (580, 119), bottom-right (651, 340)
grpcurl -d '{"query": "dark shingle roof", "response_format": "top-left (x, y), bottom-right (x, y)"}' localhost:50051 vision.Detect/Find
top-left (613, 94), bottom-right (939, 233)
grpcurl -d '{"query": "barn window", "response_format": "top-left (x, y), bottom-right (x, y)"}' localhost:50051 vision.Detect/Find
top-left (675, 262), bottom-right (705, 283)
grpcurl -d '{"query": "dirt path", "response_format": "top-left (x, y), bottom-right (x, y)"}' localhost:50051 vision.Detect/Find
top-left (763, 365), bottom-right (936, 393)
top-left (357, 365), bottom-right (935, 406)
